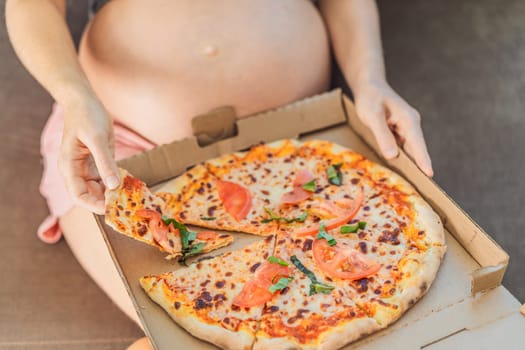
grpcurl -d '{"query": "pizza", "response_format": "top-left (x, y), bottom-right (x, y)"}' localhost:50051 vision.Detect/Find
top-left (104, 139), bottom-right (446, 349)
top-left (157, 139), bottom-right (301, 236)
top-left (140, 236), bottom-right (276, 350)
top-left (105, 168), bottom-right (234, 261)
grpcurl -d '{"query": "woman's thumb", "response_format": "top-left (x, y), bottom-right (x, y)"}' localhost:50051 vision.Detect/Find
top-left (90, 138), bottom-right (120, 190)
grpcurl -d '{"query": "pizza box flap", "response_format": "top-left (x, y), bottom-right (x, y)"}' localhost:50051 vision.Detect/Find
top-left (346, 286), bottom-right (522, 350)
top-left (118, 89), bottom-right (347, 186)
top-left (98, 89), bottom-right (521, 350)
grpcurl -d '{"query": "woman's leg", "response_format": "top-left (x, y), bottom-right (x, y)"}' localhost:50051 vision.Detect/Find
top-left (60, 207), bottom-right (154, 350)
top-left (59, 206), bottom-right (142, 326)
top-left (127, 337), bottom-right (153, 350)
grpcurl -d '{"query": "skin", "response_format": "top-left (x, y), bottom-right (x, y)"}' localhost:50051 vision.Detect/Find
top-left (320, 0), bottom-right (432, 176)
top-left (6, 1), bottom-right (433, 349)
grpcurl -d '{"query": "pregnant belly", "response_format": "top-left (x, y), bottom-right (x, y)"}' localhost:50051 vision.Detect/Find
top-left (79, 0), bottom-right (331, 144)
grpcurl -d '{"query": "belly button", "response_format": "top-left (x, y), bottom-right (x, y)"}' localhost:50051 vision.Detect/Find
top-left (203, 45), bottom-right (219, 57)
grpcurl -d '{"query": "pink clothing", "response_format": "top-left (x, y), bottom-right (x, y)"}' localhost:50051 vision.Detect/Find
top-left (38, 104), bottom-right (155, 243)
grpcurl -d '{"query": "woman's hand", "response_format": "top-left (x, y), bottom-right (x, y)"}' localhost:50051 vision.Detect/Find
top-left (7, 0), bottom-right (121, 213)
top-left (353, 79), bottom-right (434, 177)
top-left (59, 96), bottom-right (120, 214)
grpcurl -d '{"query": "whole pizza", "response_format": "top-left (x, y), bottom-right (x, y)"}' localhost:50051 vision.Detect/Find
top-left (105, 139), bottom-right (446, 350)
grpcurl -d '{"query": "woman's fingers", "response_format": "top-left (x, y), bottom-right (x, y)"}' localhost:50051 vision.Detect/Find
top-left (360, 104), bottom-right (399, 160)
top-left (59, 147), bottom-right (105, 214)
top-left (388, 99), bottom-right (434, 177)
top-left (404, 126), bottom-right (433, 177)
top-left (357, 91), bottom-right (434, 177)
top-left (76, 181), bottom-right (106, 214)
top-left (57, 98), bottom-right (118, 214)
top-left (59, 131), bottom-right (117, 214)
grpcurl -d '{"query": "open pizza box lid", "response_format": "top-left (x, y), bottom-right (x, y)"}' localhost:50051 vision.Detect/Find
top-left (95, 89), bottom-right (525, 349)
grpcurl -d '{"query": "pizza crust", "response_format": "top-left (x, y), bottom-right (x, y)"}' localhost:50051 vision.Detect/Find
top-left (362, 160), bottom-right (446, 249)
top-left (140, 277), bottom-right (254, 350)
top-left (371, 245), bottom-right (446, 325)
top-left (410, 195), bottom-right (446, 247)
top-left (253, 316), bottom-right (381, 350)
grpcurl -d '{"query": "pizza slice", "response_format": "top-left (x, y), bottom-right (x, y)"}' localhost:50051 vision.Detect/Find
top-left (347, 243), bottom-right (445, 326)
top-left (290, 224), bottom-right (445, 327)
top-left (105, 168), bottom-right (234, 260)
top-left (253, 234), bottom-right (382, 350)
top-left (273, 140), bottom-right (444, 251)
top-left (333, 151), bottom-right (445, 251)
top-left (272, 141), bottom-right (366, 237)
top-left (156, 164), bottom-right (279, 236)
top-left (140, 236), bottom-right (277, 350)
top-left (157, 140), bottom-right (301, 236)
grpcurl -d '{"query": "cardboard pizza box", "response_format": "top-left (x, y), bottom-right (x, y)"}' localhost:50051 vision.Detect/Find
top-left (95, 89), bottom-right (525, 350)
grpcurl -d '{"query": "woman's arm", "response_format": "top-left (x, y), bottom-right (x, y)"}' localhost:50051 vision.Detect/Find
top-left (319, 0), bottom-right (433, 176)
top-left (6, 0), bottom-right (119, 213)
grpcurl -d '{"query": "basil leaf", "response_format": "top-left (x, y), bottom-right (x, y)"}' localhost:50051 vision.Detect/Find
top-left (163, 215), bottom-right (205, 265)
top-left (340, 221), bottom-right (367, 234)
top-left (178, 242), bottom-right (206, 266)
top-left (162, 216), bottom-right (195, 249)
top-left (291, 255), bottom-right (318, 283)
top-left (295, 212), bottom-right (307, 223)
top-left (264, 207), bottom-right (279, 219)
top-left (326, 163), bottom-right (343, 186)
top-left (200, 217), bottom-right (216, 221)
top-left (283, 212), bottom-right (308, 224)
top-left (187, 231), bottom-right (197, 242)
top-left (269, 277), bottom-right (293, 294)
top-left (291, 255), bottom-right (334, 295)
top-left (316, 223), bottom-right (337, 246)
top-left (340, 225), bottom-right (358, 234)
top-left (261, 207), bottom-right (280, 223)
top-left (267, 256), bottom-right (289, 266)
top-left (185, 242), bottom-right (205, 257)
top-left (310, 282), bottom-right (335, 295)
top-left (162, 216), bottom-right (187, 233)
top-left (261, 208), bottom-right (307, 224)
top-left (180, 229), bottom-right (197, 249)
top-left (302, 180), bottom-right (316, 192)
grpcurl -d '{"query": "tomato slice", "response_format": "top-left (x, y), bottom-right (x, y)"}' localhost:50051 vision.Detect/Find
top-left (281, 187), bottom-right (311, 204)
top-left (232, 280), bottom-right (273, 308)
top-left (196, 230), bottom-right (219, 241)
top-left (294, 189), bottom-right (364, 236)
top-left (294, 169), bottom-right (314, 186)
top-left (216, 180), bottom-right (252, 221)
top-left (253, 262), bottom-right (290, 288)
top-left (136, 209), bottom-right (168, 242)
top-left (281, 168), bottom-right (314, 204)
top-left (312, 239), bottom-right (381, 280)
top-left (232, 262), bottom-right (290, 308)
top-left (135, 208), bottom-right (161, 220)
top-left (136, 209), bottom-right (176, 252)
